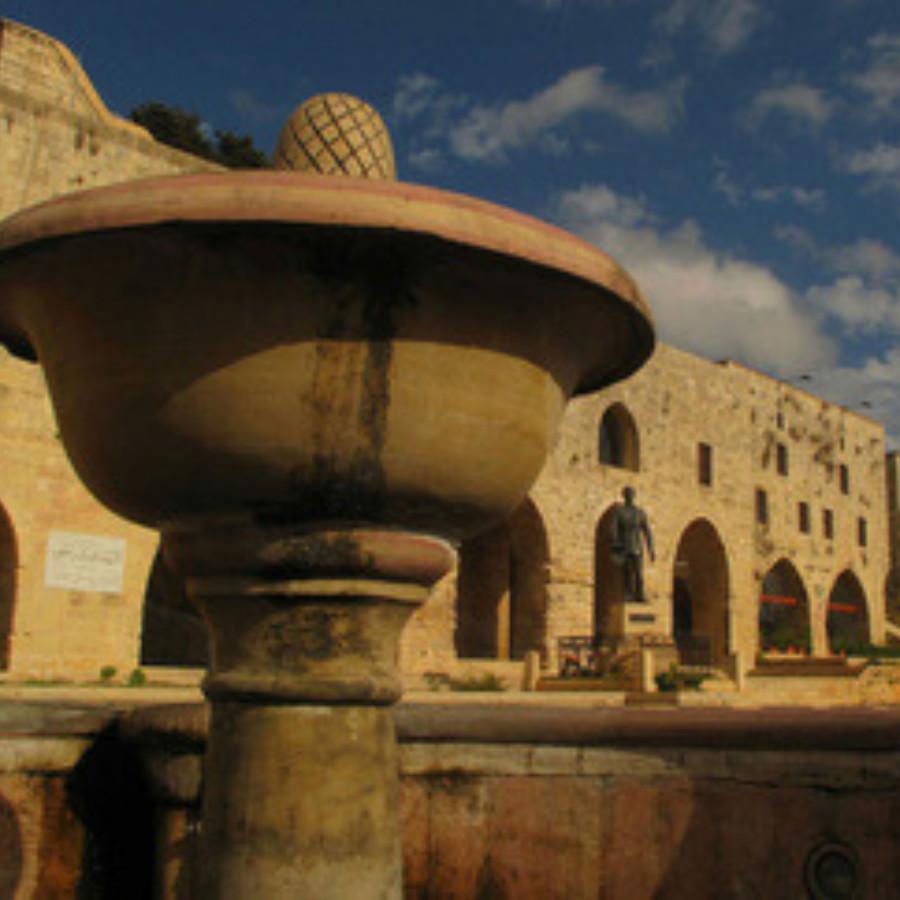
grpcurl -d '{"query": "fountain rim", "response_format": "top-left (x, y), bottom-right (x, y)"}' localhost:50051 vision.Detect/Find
top-left (0, 171), bottom-right (654, 389)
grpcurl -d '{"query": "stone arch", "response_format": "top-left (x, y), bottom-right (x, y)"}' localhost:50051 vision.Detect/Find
top-left (0, 505), bottom-right (16, 670)
top-left (594, 504), bottom-right (624, 641)
top-left (598, 403), bottom-right (639, 471)
top-left (672, 518), bottom-right (730, 664)
top-left (758, 558), bottom-right (811, 654)
top-left (827, 569), bottom-right (870, 653)
top-left (140, 546), bottom-right (207, 667)
top-left (455, 499), bottom-right (548, 661)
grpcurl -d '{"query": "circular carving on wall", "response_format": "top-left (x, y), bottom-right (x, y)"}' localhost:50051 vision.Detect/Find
top-left (804, 842), bottom-right (862, 900)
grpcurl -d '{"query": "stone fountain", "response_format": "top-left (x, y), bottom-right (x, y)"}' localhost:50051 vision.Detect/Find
top-left (0, 95), bottom-right (653, 897)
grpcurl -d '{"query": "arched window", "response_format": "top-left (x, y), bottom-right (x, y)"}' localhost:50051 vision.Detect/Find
top-left (0, 505), bottom-right (17, 670)
top-left (672, 519), bottom-right (730, 665)
top-left (827, 570), bottom-right (869, 654)
top-left (598, 403), bottom-right (639, 471)
top-left (759, 559), bottom-right (811, 654)
top-left (140, 546), bottom-right (207, 667)
top-left (456, 499), bottom-right (548, 661)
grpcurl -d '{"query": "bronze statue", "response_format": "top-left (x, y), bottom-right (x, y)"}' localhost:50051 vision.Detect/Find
top-left (611, 486), bottom-right (654, 602)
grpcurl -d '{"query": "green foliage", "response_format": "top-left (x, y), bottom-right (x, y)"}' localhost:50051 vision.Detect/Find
top-left (831, 641), bottom-right (900, 660)
top-left (129, 102), bottom-right (267, 169)
top-left (127, 668), bottom-right (147, 687)
top-left (99, 665), bottom-right (117, 683)
top-left (449, 673), bottom-right (506, 692)
top-left (655, 664), bottom-right (707, 693)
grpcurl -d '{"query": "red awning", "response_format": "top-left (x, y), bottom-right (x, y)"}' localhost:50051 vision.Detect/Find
top-left (760, 594), bottom-right (798, 606)
top-left (828, 601), bottom-right (859, 614)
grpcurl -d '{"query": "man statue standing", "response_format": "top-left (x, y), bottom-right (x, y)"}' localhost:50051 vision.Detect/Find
top-left (611, 486), bottom-right (654, 602)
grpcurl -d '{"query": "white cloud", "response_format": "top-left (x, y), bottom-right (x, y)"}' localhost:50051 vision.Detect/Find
top-left (228, 90), bottom-right (284, 124)
top-left (407, 147), bottom-right (444, 172)
top-left (744, 82), bottom-right (834, 130)
top-left (449, 66), bottom-right (684, 161)
top-left (393, 73), bottom-right (440, 120)
top-left (848, 32), bottom-right (900, 115)
top-left (714, 169), bottom-right (825, 211)
top-left (713, 168), bottom-right (744, 206)
top-left (790, 187), bottom-right (827, 212)
top-left (775, 228), bottom-right (900, 334)
top-left (655, 0), bottom-right (765, 54)
top-left (557, 183), bottom-right (835, 375)
top-left (807, 277), bottom-right (900, 332)
top-left (805, 352), bottom-right (900, 447)
top-left (843, 142), bottom-right (900, 193)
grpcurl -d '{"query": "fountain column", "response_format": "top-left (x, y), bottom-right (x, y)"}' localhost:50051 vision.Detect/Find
top-left (165, 524), bottom-right (454, 898)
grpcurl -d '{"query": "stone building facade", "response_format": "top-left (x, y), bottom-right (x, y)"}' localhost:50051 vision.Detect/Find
top-left (0, 17), bottom-right (892, 685)
top-left (400, 345), bottom-right (889, 682)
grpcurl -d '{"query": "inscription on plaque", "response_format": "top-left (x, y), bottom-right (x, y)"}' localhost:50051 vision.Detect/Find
top-left (44, 531), bottom-right (126, 594)
top-left (628, 613), bottom-right (656, 624)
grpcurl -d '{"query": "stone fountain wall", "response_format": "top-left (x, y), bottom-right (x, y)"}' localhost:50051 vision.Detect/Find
top-left (0, 701), bottom-right (897, 898)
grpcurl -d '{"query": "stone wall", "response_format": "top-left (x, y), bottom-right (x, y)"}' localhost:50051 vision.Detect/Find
top-left (0, 18), bottom-right (219, 220)
top-left (5, 700), bottom-right (896, 899)
top-left (0, 18), bottom-right (220, 680)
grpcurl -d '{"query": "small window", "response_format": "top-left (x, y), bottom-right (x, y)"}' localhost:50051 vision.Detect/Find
top-left (798, 502), bottom-right (810, 534)
top-left (823, 509), bottom-right (834, 540)
top-left (839, 464), bottom-right (849, 494)
top-left (598, 404), bottom-right (639, 471)
top-left (698, 443), bottom-right (713, 486)
top-left (756, 488), bottom-right (768, 525)
top-left (776, 412), bottom-right (784, 429)
top-left (858, 517), bottom-right (867, 548)
top-left (776, 443), bottom-right (789, 476)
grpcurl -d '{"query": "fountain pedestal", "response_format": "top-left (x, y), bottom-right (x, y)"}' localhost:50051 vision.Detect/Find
top-left (172, 525), bottom-right (453, 897)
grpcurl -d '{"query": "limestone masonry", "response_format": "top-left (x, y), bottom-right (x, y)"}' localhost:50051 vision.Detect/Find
top-left (0, 18), bottom-right (896, 695)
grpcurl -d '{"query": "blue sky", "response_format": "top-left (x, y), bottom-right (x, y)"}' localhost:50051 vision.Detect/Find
top-left (6, 0), bottom-right (900, 440)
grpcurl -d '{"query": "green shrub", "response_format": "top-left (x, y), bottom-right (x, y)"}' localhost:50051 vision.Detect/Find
top-left (449, 673), bottom-right (505, 692)
top-left (99, 665), bottom-right (117, 683)
top-left (127, 668), bottom-right (147, 687)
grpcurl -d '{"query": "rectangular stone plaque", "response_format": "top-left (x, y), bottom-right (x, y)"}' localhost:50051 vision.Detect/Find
top-left (628, 613), bottom-right (656, 624)
top-left (44, 531), bottom-right (126, 594)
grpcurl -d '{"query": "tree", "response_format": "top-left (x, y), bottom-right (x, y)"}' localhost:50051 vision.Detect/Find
top-left (129, 102), bottom-right (267, 169)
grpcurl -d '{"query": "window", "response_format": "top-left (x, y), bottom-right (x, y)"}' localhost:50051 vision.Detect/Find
top-left (598, 404), bottom-right (639, 471)
top-left (839, 464), bottom-right (849, 494)
top-left (776, 443), bottom-right (789, 476)
top-left (858, 517), bottom-right (867, 548)
top-left (798, 502), bottom-right (810, 534)
top-left (756, 489), bottom-right (768, 525)
top-left (776, 412), bottom-right (784, 429)
top-left (698, 443), bottom-right (713, 486)
top-left (823, 509), bottom-right (834, 540)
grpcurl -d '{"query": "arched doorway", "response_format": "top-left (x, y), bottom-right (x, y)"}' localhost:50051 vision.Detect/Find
top-left (671, 519), bottom-right (730, 665)
top-left (759, 559), bottom-right (811, 654)
top-left (0, 505), bottom-right (17, 670)
top-left (455, 500), bottom-right (548, 660)
top-left (140, 547), bottom-right (208, 667)
top-left (827, 570), bottom-right (870, 653)
top-left (598, 404), bottom-right (640, 471)
top-left (594, 505), bottom-right (624, 642)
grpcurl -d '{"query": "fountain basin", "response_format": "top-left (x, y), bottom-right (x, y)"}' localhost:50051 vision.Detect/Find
top-left (0, 172), bottom-right (652, 540)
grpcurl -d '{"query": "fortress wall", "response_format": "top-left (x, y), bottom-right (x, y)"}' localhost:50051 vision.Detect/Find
top-left (0, 349), bottom-right (159, 679)
top-left (0, 18), bottom-right (217, 680)
top-left (0, 18), bottom-right (220, 221)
